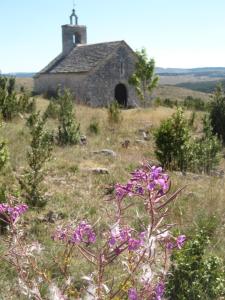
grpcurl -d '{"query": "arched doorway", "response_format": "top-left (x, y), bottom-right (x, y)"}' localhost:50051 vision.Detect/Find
top-left (114, 83), bottom-right (127, 107)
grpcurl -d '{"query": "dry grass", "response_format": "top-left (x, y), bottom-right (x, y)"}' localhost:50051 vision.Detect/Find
top-left (159, 74), bottom-right (224, 85)
top-left (15, 77), bottom-right (34, 92)
top-left (155, 85), bottom-right (211, 101)
top-left (1, 97), bottom-right (224, 229)
top-left (0, 97), bottom-right (224, 298)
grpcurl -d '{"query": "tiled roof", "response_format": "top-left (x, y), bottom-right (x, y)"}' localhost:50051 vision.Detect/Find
top-left (38, 41), bottom-right (124, 74)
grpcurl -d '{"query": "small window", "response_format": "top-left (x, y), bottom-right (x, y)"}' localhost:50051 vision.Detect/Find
top-left (120, 60), bottom-right (125, 76)
top-left (75, 33), bottom-right (81, 44)
top-left (72, 33), bottom-right (81, 45)
top-left (71, 15), bottom-right (76, 25)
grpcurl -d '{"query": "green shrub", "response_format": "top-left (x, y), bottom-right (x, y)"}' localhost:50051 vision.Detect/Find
top-left (108, 101), bottom-right (122, 124)
top-left (0, 124), bottom-right (8, 171)
top-left (154, 109), bottom-right (221, 173)
top-left (183, 96), bottom-right (206, 111)
top-left (0, 122), bottom-right (8, 233)
top-left (0, 86), bottom-right (18, 120)
top-left (44, 100), bottom-right (59, 119)
top-left (57, 89), bottom-right (80, 145)
top-left (0, 140), bottom-right (8, 172)
top-left (18, 92), bottom-right (36, 114)
top-left (88, 119), bottom-right (100, 135)
top-left (163, 98), bottom-right (174, 108)
top-left (19, 112), bottom-right (54, 207)
top-left (190, 115), bottom-right (221, 174)
top-left (155, 95), bottom-right (207, 111)
top-left (0, 76), bottom-right (35, 121)
top-left (154, 108), bottom-right (190, 171)
top-left (166, 220), bottom-right (225, 300)
top-left (154, 97), bottom-right (162, 107)
top-left (188, 111), bottom-right (196, 128)
top-left (209, 84), bottom-right (225, 143)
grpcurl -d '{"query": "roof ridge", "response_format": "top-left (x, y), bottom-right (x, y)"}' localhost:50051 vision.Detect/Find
top-left (77, 40), bottom-right (124, 47)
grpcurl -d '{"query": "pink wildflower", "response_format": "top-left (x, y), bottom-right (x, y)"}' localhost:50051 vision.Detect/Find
top-left (166, 235), bottom-right (186, 250)
top-left (155, 281), bottom-right (165, 300)
top-left (176, 235), bottom-right (186, 249)
top-left (71, 221), bottom-right (96, 244)
top-left (108, 225), bottom-right (145, 253)
top-left (128, 288), bottom-right (138, 300)
top-left (0, 203), bottom-right (28, 223)
top-left (52, 221), bottom-right (96, 245)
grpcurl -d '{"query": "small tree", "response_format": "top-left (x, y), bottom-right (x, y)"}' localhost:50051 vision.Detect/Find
top-left (209, 84), bottom-right (225, 143)
top-left (129, 48), bottom-right (159, 106)
top-left (190, 115), bottom-right (221, 174)
top-left (166, 221), bottom-right (225, 300)
top-left (107, 100), bottom-right (122, 125)
top-left (19, 112), bottom-right (53, 207)
top-left (0, 122), bottom-right (8, 171)
top-left (0, 76), bottom-right (35, 121)
top-left (57, 89), bottom-right (80, 145)
top-left (44, 99), bottom-right (60, 119)
top-left (0, 77), bottom-right (18, 120)
top-left (154, 109), bottom-right (221, 174)
top-left (154, 108), bottom-right (190, 171)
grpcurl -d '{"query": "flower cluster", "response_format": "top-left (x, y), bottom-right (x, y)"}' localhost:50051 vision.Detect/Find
top-left (50, 164), bottom-right (186, 299)
top-left (0, 203), bottom-right (28, 223)
top-left (155, 281), bottom-right (165, 300)
top-left (128, 287), bottom-right (138, 300)
top-left (52, 221), bottom-right (96, 245)
top-left (128, 280), bottom-right (165, 300)
top-left (115, 165), bottom-right (169, 201)
top-left (166, 235), bottom-right (186, 250)
top-left (108, 223), bottom-right (145, 253)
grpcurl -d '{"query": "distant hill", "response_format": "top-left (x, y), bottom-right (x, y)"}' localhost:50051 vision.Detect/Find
top-left (176, 80), bottom-right (225, 94)
top-left (156, 67), bottom-right (225, 78)
top-left (3, 68), bottom-right (225, 79)
top-left (2, 73), bottom-right (34, 78)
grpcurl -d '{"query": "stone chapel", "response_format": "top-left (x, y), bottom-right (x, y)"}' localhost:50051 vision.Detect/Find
top-left (34, 9), bottom-right (139, 107)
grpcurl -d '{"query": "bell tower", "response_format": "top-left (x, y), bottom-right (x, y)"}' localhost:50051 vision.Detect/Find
top-left (62, 7), bottom-right (87, 56)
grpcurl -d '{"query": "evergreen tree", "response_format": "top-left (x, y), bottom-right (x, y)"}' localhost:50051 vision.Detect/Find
top-left (209, 84), bottom-right (225, 143)
top-left (57, 89), bottom-right (80, 145)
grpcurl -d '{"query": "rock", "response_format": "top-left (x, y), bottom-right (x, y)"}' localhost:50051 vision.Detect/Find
top-left (143, 131), bottom-right (150, 141)
top-left (138, 128), bottom-right (146, 133)
top-left (92, 168), bottom-right (109, 174)
top-left (80, 135), bottom-right (87, 145)
top-left (210, 169), bottom-right (224, 178)
top-left (41, 210), bottom-right (65, 223)
top-left (93, 149), bottom-right (116, 157)
top-left (135, 139), bottom-right (146, 145)
top-left (121, 139), bottom-right (130, 149)
top-left (219, 170), bottom-right (225, 178)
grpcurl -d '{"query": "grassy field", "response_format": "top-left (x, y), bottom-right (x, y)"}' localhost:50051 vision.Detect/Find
top-left (15, 77), bottom-right (34, 92)
top-left (159, 74), bottom-right (224, 85)
top-left (176, 79), bottom-right (225, 94)
top-left (155, 84), bottom-right (211, 101)
top-left (0, 96), bottom-right (224, 298)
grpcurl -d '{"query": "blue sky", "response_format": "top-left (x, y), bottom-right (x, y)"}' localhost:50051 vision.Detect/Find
top-left (1, 0), bottom-right (225, 72)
